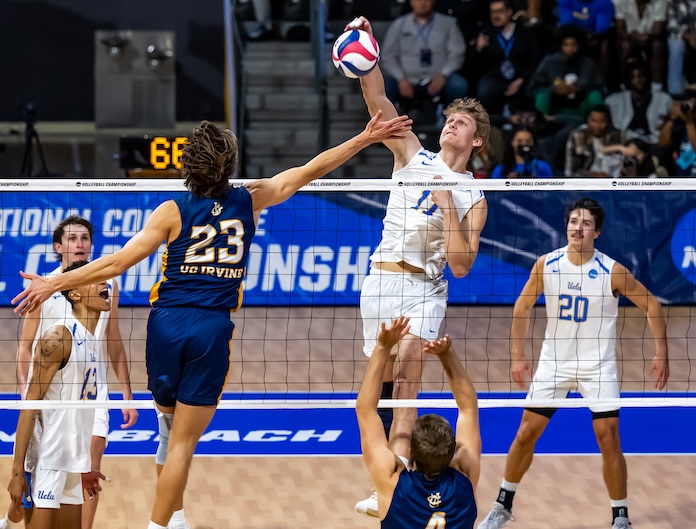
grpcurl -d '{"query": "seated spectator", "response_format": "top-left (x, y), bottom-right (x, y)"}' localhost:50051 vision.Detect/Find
top-left (565, 104), bottom-right (625, 176)
top-left (615, 0), bottom-right (667, 90)
top-left (491, 126), bottom-right (554, 177)
top-left (381, 0), bottom-right (469, 114)
top-left (558, 0), bottom-right (615, 82)
top-left (667, 0), bottom-right (696, 95)
top-left (472, 0), bottom-right (541, 115)
top-left (606, 60), bottom-right (672, 143)
top-left (527, 24), bottom-right (605, 123)
top-left (603, 138), bottom-right (660, 175)
top-left (658, 97), bottom-right (696, 174)
top-left (246, 0), bottom-right (275, 40)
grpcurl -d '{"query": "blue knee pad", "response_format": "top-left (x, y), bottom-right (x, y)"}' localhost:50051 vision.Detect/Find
top-left (156, 411), bottom-right (174, 465)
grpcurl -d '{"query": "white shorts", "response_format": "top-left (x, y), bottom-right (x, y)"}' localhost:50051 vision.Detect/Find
top-left (92, 408), bottom-right (110, 444)
top-left (30, 468), bottom-right (83, 508)
top-left (527, 362), bottom-right (620, 413)
top-left (360, 268), bottom-right (447, 357)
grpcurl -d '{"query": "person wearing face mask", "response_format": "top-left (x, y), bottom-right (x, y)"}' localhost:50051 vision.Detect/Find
top-left (527, 24), bottom-right (606, 123)
top-left (491, 126), bottom-right (554, 177)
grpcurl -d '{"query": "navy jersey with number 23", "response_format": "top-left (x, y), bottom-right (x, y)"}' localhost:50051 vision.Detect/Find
top-left (149, 186), bottom-right (255, 311)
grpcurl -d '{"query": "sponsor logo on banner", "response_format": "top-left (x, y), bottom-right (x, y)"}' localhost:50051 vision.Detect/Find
top-left (671, 208), bottom-right (696, 285)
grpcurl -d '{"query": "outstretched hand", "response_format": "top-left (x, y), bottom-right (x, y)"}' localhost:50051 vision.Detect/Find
top-left (12, 271), bottom-right (54, 317)
top-left (423, 335), bottom-right (452, 356)
top-left (376, 316), bottom-right (411, 350)
top-left (363, 110), bottom-right (412, 143)
top-left (345, 16), bottom-right (373, 35)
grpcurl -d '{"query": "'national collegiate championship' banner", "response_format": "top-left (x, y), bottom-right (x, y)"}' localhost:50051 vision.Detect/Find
top-left (0, 189), bottom-right (694, 306)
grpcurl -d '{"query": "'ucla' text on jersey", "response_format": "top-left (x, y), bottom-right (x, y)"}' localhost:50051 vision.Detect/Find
top-left (150, 187), bottom-right (255, 310)
top-left (382, 468), bottom-right (477, 529)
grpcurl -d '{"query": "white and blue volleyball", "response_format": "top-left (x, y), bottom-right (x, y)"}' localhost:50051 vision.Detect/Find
top-left (332, 30), bottom-right (380, 79)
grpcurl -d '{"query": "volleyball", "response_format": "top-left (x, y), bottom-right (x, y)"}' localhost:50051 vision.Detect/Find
top-left (332, 30), bottom-right (380, 79)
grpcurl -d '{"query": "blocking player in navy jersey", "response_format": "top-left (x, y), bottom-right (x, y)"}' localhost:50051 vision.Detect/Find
top-left (357, 316), bottom-right (480, 529)
top-left (12, 111), bottom-right (411, 529)
top-left (8, 261), bottom-right (111, 529)
top-left (477, 198), bottom-right (669, 529)
top-left (347, 15), bottom-right (489, 516)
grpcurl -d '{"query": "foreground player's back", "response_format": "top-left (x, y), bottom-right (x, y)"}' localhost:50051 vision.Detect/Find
top-left (382, 467), bottom-right (477, 529)
top-left (150, 186), bottom-right (256, 311)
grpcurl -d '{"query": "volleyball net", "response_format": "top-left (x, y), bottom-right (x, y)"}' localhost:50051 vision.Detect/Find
top-left (0, 178), bottom-right (694, 413)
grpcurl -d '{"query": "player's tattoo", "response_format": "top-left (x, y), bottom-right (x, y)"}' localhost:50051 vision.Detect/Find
top-left (40, 328), bottom-right (63, 358)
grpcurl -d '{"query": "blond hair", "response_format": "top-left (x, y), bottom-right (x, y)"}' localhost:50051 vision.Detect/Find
top-left (444, 98), bottom-right (490, 156)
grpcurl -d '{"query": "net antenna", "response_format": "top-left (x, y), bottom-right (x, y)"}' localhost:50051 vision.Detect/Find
top-left (19, 102), bottom-right (50, 178)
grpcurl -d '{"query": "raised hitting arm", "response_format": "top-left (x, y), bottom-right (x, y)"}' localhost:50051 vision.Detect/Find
top-left (511, 256), bottom-right (546, 389)
top-left (8, 325), bottom-right (71, 508)
top-left (611, 262), bottom-right (669, 389)
top-left (246, 111), bottom-right (412, 212)
top-left (345, 17), bottom-right (422, 168)
top-left (423, 336), bottom-right (481, 488)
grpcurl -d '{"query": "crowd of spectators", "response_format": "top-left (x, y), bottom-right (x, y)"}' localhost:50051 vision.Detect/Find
top-left (238, 0), bottom-right (696, 177)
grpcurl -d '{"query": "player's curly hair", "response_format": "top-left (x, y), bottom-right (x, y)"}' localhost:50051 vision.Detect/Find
top-left (444, 98), bottom-right (491, 156)
top-left (565, 197), bottom-right (605, 231)
top-left (410, 414), bottom-right (456, 477)
top-left (61, 260), bottom-right (90, 307)
top-left (181, 120), bottom-right (238, 198)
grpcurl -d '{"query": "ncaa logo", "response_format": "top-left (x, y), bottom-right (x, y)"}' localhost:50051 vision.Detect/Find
top-left (671, 208), bottom-right (696, 285)
top-left (588, 269), bottom-right (598, 279)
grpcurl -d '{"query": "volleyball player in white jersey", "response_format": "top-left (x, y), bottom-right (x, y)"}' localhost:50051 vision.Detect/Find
top-left (8, 261), bottom-right (112, 529)
top-left (477, 198), bottom-right (669, 529)
top-left (347, 16), bottom-right (490, 517)
top-left (3, 216), bottom-right (138, 529)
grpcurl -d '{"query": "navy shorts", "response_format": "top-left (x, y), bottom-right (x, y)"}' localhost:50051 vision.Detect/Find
top-left (146, 307), bottom-right (234, 407)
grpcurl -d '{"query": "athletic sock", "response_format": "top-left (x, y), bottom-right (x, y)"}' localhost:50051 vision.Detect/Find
top-left (147, 523), bottom-right (167, 529)
top-left (611, 499), bottom-right (629, 523)
top-left (496, 479), bottom-right (518, 511)
top-left (378, 381), bottom-right (394, 437)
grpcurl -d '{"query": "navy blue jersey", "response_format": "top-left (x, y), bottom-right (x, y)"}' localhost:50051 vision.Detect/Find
top-left (382, 468), bottom-right (477, 529)
top-left (150, 187), bottom-right (255, 310)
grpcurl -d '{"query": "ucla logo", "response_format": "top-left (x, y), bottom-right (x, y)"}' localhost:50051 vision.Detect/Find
top-left (37, 490), bottom-right (55, 500)
top-left (588, 269), bottom-right (598, 279)
top-left (211, 202), bottom-right (223, 216)
top-left (427, 491), bottom-right (442, 508)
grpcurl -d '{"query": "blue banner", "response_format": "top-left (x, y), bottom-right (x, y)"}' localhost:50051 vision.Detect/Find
top-left (0, 393), bottom-right (692, 456)
top-left (0, 190), bottom-right (694, 306)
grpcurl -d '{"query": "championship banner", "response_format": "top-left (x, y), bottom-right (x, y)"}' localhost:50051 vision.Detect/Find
top-left (0, 190), bottom-right (694, 306)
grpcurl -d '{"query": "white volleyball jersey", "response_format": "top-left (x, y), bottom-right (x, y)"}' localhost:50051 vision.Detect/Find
top-left (370, 149), bottom-right (485, 281)
top-left (36, 316), bottom-right (98, 472)
top-left (540, 247), bottom-right (618, 373)
top-left (30, 266), bottom-right (111, 403)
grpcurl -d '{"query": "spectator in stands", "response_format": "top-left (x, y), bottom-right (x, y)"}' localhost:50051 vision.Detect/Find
top-left (667, 0), bottom-right (696, 94)
top-left (603, 137), bottom-right (660, 175)
top-left (605, 59), bottom-right (672, 143)
top-left (472, 0), bottom-right (542, 115)
top-left (565, 104), bottom-right (625, 176)
top-left (491, 126), bottom-right (554, 177)
top-left (615, 0), bottom-right (667, 90)
top-left (527, 24), bottom-right (605, 123)
top-left (381, 0), bottom-right (469, 113)
top-left (558, 0), bottom-right (615, 82)
top-left (247, 0), bottom-right (275, 40)
top-left (658, 97), bottom-right (696, 174)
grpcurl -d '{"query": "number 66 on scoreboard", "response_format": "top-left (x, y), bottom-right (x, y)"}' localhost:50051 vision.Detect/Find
top-left (119, 136), bottom-right (188, 170)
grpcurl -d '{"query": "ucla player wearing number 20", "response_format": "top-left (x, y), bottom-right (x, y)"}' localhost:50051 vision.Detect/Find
top-left (477, 198), bottom-right (670, 529)
top-left (8, 261), bottom-right (110, 529)
top-left (346, 15), bottom-right (489, 517)
top-left (11, 112), bottom-right (412, 529)
top-left (357, 317), bottom-right (480, 529)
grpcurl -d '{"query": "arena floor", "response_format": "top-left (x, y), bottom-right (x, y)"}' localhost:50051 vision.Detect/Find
top-left (0, 305), bottom-right (694, 528)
